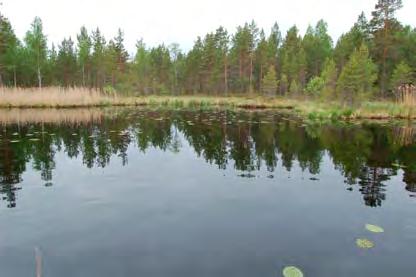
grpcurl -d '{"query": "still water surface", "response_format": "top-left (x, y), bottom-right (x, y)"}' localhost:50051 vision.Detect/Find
top-left (0, 108), bottom-right (415, 276)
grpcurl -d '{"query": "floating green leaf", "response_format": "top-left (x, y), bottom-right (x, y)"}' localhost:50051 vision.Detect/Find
top-left (365, 224), bottom-right (384, 233)
top-left (10, 140), bottom-right (19, 143)
top-left (356, 238), bottom-right (374, 249)
top-left (392, 163), bottom-right (407, 169)
top-left (283, 266), bottom-right (304, 277)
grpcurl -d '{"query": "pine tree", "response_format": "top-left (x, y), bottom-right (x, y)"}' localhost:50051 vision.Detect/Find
top-left (280, 74), bottom-right (288, 95)
top-left (321, 58), bottom-right (338, 98)
top-left (214, 26), bottom-right (229, 95)
top-left (391, 61), bottom-right (413, 88)
top-left (0, 13), bottom-right (19, 87)
top-left (289, 79), bottom-right (300, 95)
top-left (370, 0), bottom-right (403, 96)
top-left (302, 20), bottom-right (333, 80)
top-left (261, 65), bottom-right (278, 96)
top-left (256, 30), bottom-right (268, 92)
top-left (24, 17), bottom-right (47, 88)
top-left (77, 26), bottom-right (91, 87)
top-left (337, 44), bottom-right (377, 106)
top-left (334, 13), bottom-right (370, 71)
top-left (56, 38), bottom-right (77, 87)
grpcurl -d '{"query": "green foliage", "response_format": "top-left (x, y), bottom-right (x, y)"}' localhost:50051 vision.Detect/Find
top-left (336, 44), bottom-right (377, 106)
top-left (303, 20), bottom-right (333, 79)
top-left (320, 58), bottom-right (338, 98)
top-left (0, 0), bottom-right (414, 101)
top-left (365, 224), bottom-right (384, 233)
top-left (283, 266), bottom-right (304, 277)
top-left (370, 0), bottom-right (404, 95)
top-left (24, 17), bottom-right (48, 88)
top-left (261, 65), bottom-right (278, 96)
top-left (280, 74), bottom-right (289, 95)
top-left (280, 26), bottom-right (306, 88)
top-left (391, 61), bottom-right (413, 88)
top-left (334, 13), bottom-right (370, 70)
top-left (306, 76), bottom-right (325, 96)
top-left (289, 79), bottom-right (300, 95)
top-left (356, 238), bottom-right (375, 249)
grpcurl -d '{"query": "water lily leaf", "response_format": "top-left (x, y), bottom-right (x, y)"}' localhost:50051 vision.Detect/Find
top-left (283, 266), bottom-right (304, 277)
top-left (29, 138), bottom-right (40, 142)
top-left (10, 140), bottom-right (19, 143)
top-left (356, 238), bottom-right (374, 249)
top-left (392, 163), bottom-right (407, 169)
top-left (365, 224), bottom-right (384, 233)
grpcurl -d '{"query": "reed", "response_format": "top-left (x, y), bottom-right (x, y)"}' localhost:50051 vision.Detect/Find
top-left (0, 108), bottom-right (105, 125)
top-left (0, 87), bottom-right (119, 108)
top-left (0, 87), bottom-right (414, 120)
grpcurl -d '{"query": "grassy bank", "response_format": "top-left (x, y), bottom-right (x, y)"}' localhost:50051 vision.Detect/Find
top-left (0, 87), bottom-right (414, 120)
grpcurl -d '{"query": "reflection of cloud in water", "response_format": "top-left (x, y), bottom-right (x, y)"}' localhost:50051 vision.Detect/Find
top-left (0, 109), bottom-right (415, 209)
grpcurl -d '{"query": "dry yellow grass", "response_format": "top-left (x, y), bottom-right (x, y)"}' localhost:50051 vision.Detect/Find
top-left (0, 108), bottom-right (105, 125)
top-left (0, 87), bottom-right (121, 107)
top-left (0, 87), bottom-right (414, 120)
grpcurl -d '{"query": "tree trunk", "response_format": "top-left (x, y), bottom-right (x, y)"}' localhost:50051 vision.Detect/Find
top-left (224, 56), bottom-right (228, 96)
top-left (259, 64), bottom-right (263, 94)
top-left (380, 10), bottom-right (390, 98)
top-left (13, 66), bottom-right (17, 88)
top-left (82, 65), bottom-right (85, 87)
top-left (249, 53), bottom-right (253, 94)
top-left (37, 66), bottom-right (42, 89)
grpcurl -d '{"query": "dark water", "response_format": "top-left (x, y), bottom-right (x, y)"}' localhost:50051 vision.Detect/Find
top-left (0, 108), bottom-right (415, 277)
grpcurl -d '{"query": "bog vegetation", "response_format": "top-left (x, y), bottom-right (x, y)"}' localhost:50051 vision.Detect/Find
top-left (0, 0), bottom-right (415, 109)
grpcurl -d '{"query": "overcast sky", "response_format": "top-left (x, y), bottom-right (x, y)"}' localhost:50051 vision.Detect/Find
top-left (1, 0), bottom-right (415, 54)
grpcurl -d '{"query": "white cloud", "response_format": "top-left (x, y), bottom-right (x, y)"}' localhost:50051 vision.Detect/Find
top-left (2, 0), bottom-right (415, 53)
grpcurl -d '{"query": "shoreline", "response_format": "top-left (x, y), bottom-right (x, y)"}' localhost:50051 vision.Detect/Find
top-left (0, 92), bottom-right (414, 120)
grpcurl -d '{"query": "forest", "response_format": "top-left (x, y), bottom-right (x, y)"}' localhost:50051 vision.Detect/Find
top-left (0, 0), bottom-right (415, 105)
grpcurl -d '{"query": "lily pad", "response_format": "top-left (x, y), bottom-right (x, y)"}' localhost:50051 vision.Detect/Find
top-left (283, 266), bottom-right (304, 277)
top-left (365, 224), bottom-right (384, 233)
top-left (10, 140), bottom-right (20, 143)
top-left (356, 238), bottom-right (374, 249)
top-left (392, 163), bottom-right (407, 169)
top-left (29, 138), bottom-right (40, 142)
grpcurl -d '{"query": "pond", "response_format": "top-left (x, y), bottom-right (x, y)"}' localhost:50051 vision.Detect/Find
top-left (0, 108), bottom-right (415, 277)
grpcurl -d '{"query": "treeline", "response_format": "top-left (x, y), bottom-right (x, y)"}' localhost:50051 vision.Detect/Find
top-left (0, 0), bottom-right (415, 103)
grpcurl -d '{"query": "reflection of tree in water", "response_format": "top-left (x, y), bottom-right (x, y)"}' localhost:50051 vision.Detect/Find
top-left (403, 170), bottom-right (416, 193)
top-left (0, 110), bottom-right (415, 208)
top-left (358, 167), bottom-right (390, 207)
top-left (0, 141), bottom-right (25, 208)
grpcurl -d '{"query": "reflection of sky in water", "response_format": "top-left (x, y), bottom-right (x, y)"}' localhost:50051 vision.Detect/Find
top-left (0, 109), bottom-right (415, 276)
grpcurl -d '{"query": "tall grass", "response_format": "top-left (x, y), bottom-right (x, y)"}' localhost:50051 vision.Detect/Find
top-left (0, 87), bottom-right (116, 108)
top-left (0, 108), bottom-right (105, 125)
top-left (0, 87), bottom-right (414, 120)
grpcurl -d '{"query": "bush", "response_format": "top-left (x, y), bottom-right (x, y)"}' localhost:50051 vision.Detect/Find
top-left (306, 77), bottom-right (325, 96)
